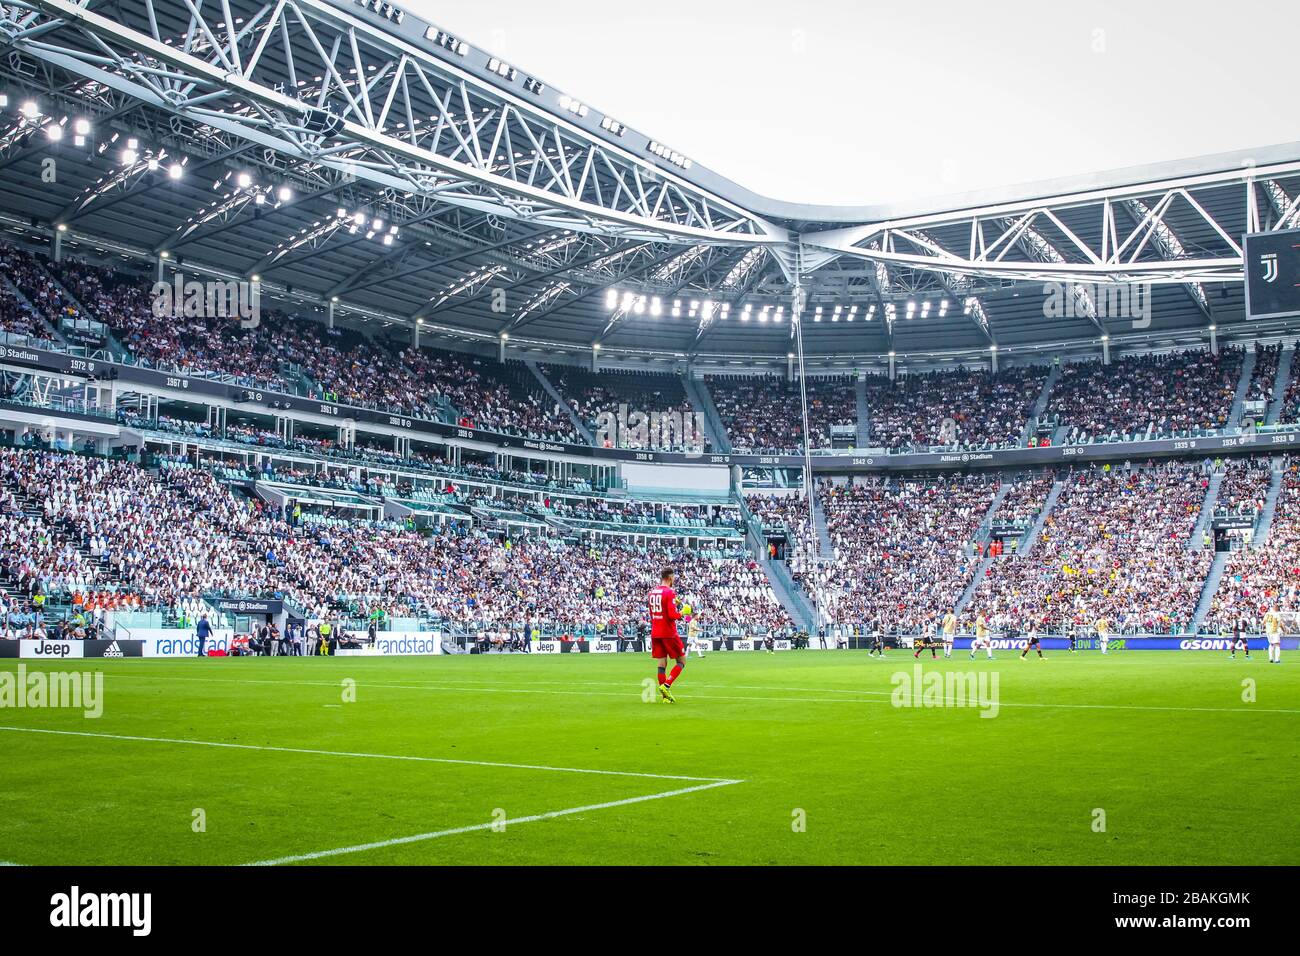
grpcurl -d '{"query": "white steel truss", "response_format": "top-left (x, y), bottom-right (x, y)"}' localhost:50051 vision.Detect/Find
top-left (1, 0), bottom-right (782, 244)
top-left (801, 165), bottom-right (1300, 286)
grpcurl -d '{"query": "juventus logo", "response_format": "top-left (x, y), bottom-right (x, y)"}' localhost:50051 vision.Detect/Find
top-left (1261, 252), bottom-right (1279, 283)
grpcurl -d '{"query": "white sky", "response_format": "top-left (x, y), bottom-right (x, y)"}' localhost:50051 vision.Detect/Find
top-left (409, 0), bottom-right (1300, 207)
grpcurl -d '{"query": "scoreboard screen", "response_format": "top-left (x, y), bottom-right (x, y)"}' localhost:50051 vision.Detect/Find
top-left (1244, 227), bottom-right (1300, 320)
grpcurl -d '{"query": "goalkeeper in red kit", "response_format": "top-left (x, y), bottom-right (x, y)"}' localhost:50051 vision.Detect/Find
top-left (649, 565), bottom-right (686, 703)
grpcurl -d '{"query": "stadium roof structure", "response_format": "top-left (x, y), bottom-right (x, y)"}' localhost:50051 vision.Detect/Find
top-left (3, 0), bottom-right (1300, 367)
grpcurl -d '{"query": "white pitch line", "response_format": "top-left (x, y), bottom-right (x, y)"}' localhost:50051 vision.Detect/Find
top-left (243, 779), bottom-right (741, 866)
top-left (0, 726), bottom-right (736, 783)
top-left (34, 671), bottom-right (1300, 716)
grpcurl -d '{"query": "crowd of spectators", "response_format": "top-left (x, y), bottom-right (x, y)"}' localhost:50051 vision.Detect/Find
top-left (1215, 457), bottom-right (1273, 517)
top-left (36, 247), bottom-right (577, 441)
top-left (0, 446), bottom-right (787, 637)
top-left (0, 242), bottom-right (79, 338)
top-left (995, 474), bottom-right (1055, 529)
top-left (1281, 347), bottom-right (1300, 424)
top-left (1244, 342), bottom-right (1283, 406)
top-left (788, 476), bottom-right (998, 633)
top-left (1207, 460), bottom-right (1298, 632)
top-left (970, 462), bottom-right (1212, 634)
top-left (1046, 348), bottom-right (1243, 444)
top-left (548, 365), bottom-right (704, 451)
top-left (865, 365), bottom-right (1048, 451)
top-left (707, 375), bottom-right (857, 453)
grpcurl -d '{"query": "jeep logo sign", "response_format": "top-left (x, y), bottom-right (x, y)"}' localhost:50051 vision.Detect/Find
top-left (20, 640), bottom-right (84, 659)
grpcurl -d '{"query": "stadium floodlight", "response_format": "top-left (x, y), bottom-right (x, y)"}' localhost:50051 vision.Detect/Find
top-left (237, 172), bottom-right (252, 188)
top-left (382, 234), bottom-right (393, 246)
top-left (278, 186), bottom-right (292, 202)
top-left (0, 94), bottom-right (7, 109)
top-left (45, 124), bottom-right (62, 142)
top-left (168, 163), bottom-right (183, 180)
top-left (121, 148), bottom-right (138, 165)
top-left (604, 289), bottom-right (617, 309)
top-left (146, 157), bottom-right (159, 171)
top-left (74, 117), bottom-right (90, 136)
top-left (255, 192), bottom-right (267, 205)
top-left (56, 223), bottom-right (67, 232)
top-left (336, 207), bottom-right (347, 218)
top-left (127, 137), bottom-right (138, 150)
top-left (353, 211), bottom-right (366, 225)
top-left (650, 296), bottom-right (662, 316)
top-left (20, 100), bottom-right (39, 118)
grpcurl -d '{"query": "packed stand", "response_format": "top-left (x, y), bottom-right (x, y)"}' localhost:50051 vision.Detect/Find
top-left (547, 365), bottom-right (704, 451)
top-left (865, 364), bottom-right (1048, 451)
top-left (1207, 460), bottom-right (1298, 633)
top-left (1046, 348), bottom-right (1243, 444)
top-left (791, 476), bottom-right (998, 633)
top-left (0, 446), bottom-right (786, 636)
top-left (971, 462), bottom-right (1213, 634)
top-left (707, 375), bottom-right (857, 454)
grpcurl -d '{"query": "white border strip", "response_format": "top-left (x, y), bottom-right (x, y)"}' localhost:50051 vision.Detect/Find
top-left (243, 780), bottom-right (740, 866)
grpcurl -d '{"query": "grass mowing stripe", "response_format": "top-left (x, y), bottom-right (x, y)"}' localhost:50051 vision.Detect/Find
top-left (0, 726), bottom-right (739, 783)
top-left (83, 671), bottom-right (1300, 715)
top-left (243, 779), bottom-right (743, 866)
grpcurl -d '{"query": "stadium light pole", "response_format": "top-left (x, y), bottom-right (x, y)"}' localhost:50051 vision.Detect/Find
top-left (791, 270), bottom-right (821, 633)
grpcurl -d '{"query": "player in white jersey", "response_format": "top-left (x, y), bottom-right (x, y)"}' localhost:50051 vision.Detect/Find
top-left (684, 605), bottom-right (707, 658)
top-left (1263, 607), bottom-right (1285, 664)
top-left (1093, 616), bottom-right (1111, 654)
top-left (941, 611), bottom-right (957, 659)
top-left (969, 614), bottom-right (994, 660)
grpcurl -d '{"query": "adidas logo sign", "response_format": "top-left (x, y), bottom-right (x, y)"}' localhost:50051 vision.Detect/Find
top-left (102, 641), bottom-right (123, 658)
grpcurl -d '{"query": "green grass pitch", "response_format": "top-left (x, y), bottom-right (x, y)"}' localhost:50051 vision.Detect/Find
top-left (1, 650), bottom-right (1296, 865)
